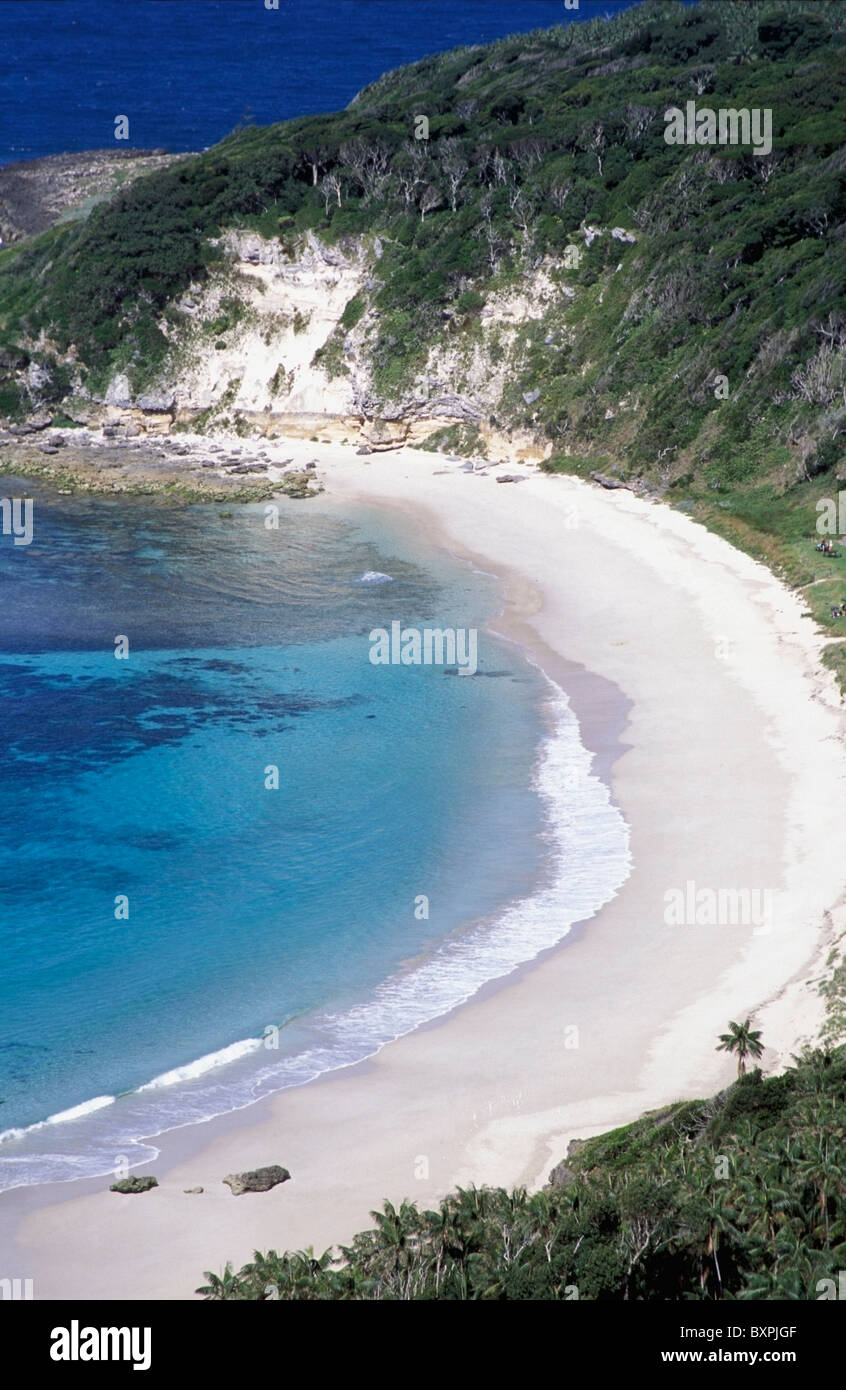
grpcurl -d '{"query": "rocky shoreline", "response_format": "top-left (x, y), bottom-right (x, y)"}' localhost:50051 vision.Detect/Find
top-left (0, 148), bottom-right (190, 245)
top-left (0, 420), bottom-right (325, 501)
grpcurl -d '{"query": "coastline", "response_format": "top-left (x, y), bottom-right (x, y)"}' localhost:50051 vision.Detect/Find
top-left (2, 435), bottom-right (845, 1300)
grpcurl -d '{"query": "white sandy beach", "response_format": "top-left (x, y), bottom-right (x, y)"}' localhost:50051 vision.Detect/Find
top-left (3, 439), bottom-right (846, 1300)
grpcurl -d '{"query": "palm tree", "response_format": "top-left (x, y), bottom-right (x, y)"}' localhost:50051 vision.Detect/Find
top-left (196, 1261), bottom-right (239, 1300)
top-left (716, 1018), bottom-right (764, 1077)
top-left (797, 1133), bottom-right (843, 1249)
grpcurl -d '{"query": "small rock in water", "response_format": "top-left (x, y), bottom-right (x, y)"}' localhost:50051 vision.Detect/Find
top-left (184, 1186), bottom-right (204, 1195)
top-left (223, 1165), bottom-right (291, 1195)
top-left (110, 1175), bottom-right (158, 1194)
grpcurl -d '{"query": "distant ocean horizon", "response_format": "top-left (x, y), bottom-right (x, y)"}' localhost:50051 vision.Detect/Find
top-left (0, 0), bottom-right (638, 167)
top-left (0, 483), bottom-right (630, 1191)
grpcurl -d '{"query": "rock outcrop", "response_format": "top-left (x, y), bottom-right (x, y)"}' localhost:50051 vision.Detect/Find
top-left (547, 1162), bottom-right (578, 1189)
top-left (223, 1165), bottom-right (291, 1195)
top-left (110, 1175), bottom-right (158, 1194)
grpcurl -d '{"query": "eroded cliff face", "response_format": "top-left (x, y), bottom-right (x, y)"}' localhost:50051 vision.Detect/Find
top-left (8, 225), bottom-right (595, 461)
top-left (171, 230), bottom-right (368, 420)
top-left (78, 229), bottom-right (569, 459)
top-left (87, 229), bottom-right (419, 449)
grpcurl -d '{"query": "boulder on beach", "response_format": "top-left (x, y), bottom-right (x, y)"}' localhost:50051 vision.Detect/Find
top-left (361, 418), bottom-right (409, 451)
top-left (223, 1165), bottom-right (291, 1195)
top-left (136, 389), bottom-right (175, 413)
top-left (104, 373), bottom-right (132, 409)
top-left (110, 1175), bottom-right (158, 1194)
top-left (589, 471), bottom-right (626, 490)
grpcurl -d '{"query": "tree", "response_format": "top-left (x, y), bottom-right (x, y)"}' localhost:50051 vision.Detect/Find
top-left (339, 139), bottom-right (391, 204)
top-left (419, 183), bottom-right (444, 222)
top-left (320, 171), bottom-right (343, 213)
top-left (479, 192), bottom-right (503, 273)
top-left (717, 1019), bottom-right (764, 1077)
top-left (196, 1262), bottom-right (239, 1300)
top-left (439, 137), bottom-right (469, 213)
top-left (395, 140), bottom-right (428, 208)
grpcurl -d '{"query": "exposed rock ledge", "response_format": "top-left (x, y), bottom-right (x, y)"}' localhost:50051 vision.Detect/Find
top-left (110, 1175), bottom-right (158, 1194)
top-left (223, 1165), bottom-right (291, 1195)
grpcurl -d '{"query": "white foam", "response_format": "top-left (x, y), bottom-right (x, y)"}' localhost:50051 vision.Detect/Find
top-left (0, 1094), bottom-right (115, 1146)
top-left (0, 673), bottom-right (631, 1191)
top-left (356, 570), bottom-right (393, 584)
top-left (137, 1037), bottom-right (263, 1090)
top-left (251, 675), bottom-right (631, 1082)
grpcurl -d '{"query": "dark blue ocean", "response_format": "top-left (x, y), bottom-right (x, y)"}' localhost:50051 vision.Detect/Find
top-left (0, 0), bottom-right (633, 1189)
top-left (0, 0), bottom-right (639, 166)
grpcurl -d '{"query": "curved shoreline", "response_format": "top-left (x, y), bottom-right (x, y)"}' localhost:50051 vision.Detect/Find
top-left (0, 645), bottom-right (629, 1193)
top-left (0, 484), bottom-right (630, 1192)
top-left (2, 438), bottom-right (845, 1299)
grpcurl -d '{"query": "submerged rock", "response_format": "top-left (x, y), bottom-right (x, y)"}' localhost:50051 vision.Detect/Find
top-left (223, 1165), bottom-right (291, 1195)
top-left (110, 1175), bottom-right (158, 1194)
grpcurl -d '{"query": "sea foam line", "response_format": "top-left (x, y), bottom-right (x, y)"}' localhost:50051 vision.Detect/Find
top-left (0, 672), bottom-right (630, 1192)
top-left (137, 1038), bottom-right (264, 1091)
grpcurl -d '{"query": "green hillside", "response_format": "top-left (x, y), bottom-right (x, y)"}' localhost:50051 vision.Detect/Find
top-left (197, 1043), bottom-right (846, 1301)
top-left (1, 0), bottom-right (846, 655)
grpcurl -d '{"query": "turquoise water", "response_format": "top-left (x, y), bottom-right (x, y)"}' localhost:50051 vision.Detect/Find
top-left (0, 483), bottom-right (627, 1189)
top-left (0, 483), bottom-right (629, 1190)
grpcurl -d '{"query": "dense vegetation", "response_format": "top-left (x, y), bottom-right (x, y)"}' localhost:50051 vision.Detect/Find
top-left (1, 1), bottom-right (843, 1301)
top-left (197, 1043), bottom-right (846, 1300)
top-left (2, 0), bottom-right (846, 643)
top-left (2, 2), bottom-right (844, 434)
